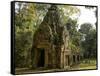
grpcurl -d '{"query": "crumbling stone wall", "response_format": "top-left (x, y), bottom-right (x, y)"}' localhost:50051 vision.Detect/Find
top-left (31, 5), bottom-right (79, 69)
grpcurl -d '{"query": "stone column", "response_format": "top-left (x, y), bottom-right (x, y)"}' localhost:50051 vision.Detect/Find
top-left (60, 51), bottom-right (63, 68)
top-left (75, 55), bottom-right (78, 64)
top-left (45, 48), bottom-right (48, 68)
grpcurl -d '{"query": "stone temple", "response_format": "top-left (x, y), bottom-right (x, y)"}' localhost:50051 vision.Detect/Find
top-left (31, 5), bottom-right (80, 69)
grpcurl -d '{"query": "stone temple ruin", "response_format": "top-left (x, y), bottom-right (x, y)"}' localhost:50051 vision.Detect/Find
top-left (31, 5), bottom-right (80, 69)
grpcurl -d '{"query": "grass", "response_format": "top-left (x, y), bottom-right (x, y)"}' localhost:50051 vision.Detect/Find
top-left (15, 59), bottom-right (97, 74)
top-left (70, 59), bottom-right (97, 70)
top-left (79, 59), bottom-right (97, 70)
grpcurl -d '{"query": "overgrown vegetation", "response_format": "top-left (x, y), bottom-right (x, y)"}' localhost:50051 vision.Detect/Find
top-left (15, 2), bottom-right (97, 68)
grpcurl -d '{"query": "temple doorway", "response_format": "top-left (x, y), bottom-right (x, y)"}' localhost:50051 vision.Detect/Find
top-left (37, 48), bottom-right (45, 67)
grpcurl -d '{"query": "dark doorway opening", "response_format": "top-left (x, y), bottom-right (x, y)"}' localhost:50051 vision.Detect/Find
top-left (73, 55), bottom-right (75, 63)
top-left (68, 56), bottom-right (70, 65)
top-left (37, 48), bottom-right (45, 67)
top-left (77, 55), bottom-right (80, 62)
top-left (65, 55), bottom-right (70, 66)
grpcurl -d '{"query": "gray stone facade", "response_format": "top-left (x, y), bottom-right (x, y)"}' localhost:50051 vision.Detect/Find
top-left (31, 5), bottom-right (80, 69)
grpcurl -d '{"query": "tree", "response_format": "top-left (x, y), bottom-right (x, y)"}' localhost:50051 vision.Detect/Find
top-left (15, 2), bottom-right (36, 67)
top-left (15, 2), bottom-right (50, 67)
top-left (79, 23), bottom-right (92, 34)
top-left (84, 29), bottom-right (97, 58)
top-left (66, 18), bottom-right (81, 53)
top-left (15, 2), bottom-right (81, 68)
top-left (79, 23), bottom-right (97, 59)
top-left (58, 5), bottom-right (80, 25)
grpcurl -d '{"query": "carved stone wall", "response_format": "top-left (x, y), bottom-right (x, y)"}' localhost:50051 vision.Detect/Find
top-left (31, 5), bottom-right (80, 69)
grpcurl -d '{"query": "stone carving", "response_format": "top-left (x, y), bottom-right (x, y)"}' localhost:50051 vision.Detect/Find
top-left (31, 5), bottom-right (80, 69)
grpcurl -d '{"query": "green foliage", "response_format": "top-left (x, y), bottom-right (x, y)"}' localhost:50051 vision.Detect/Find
top-left (15, 2), bottom-right (96, 68)
top-left (79, 23), bottom-right (93, 34)
top-left (66, 18), bottom-right (81, 53)
top-left (15, 3), bottom-right (49, 67)
top-left (15, 3), bottom-right (35, 67)
top-left (58, 5), bottom-right (80, 25)
top-left (79, 23), bottom-right (97, 58)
